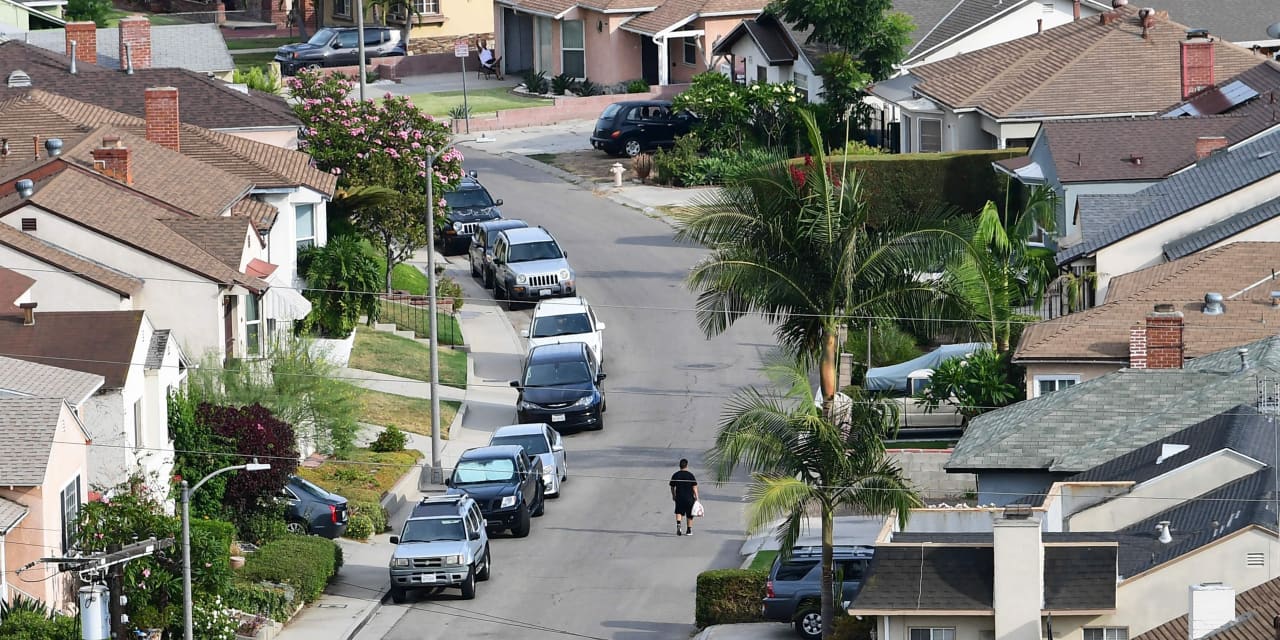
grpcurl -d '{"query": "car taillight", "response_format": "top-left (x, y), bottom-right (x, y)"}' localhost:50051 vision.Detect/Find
top-left (610, 130), bottom-right (621, 139)
top-left (329, 504), bottom-right (338, 524)
top-left (766, 581), bottom-right (774, 599)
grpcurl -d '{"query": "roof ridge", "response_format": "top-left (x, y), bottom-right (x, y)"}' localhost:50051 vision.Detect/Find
top-left (906, 0), bottom-right (967, 56)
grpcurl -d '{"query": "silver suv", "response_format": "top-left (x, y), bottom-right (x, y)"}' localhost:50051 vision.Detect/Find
top-left (388, 495), bottom-right (491, 603)
top-left (491, 227), bottom-right (576, 310)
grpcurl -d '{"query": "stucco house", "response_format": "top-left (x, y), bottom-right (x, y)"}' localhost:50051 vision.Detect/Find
top-left (20, 19), bottom-right (236, 80)
top-left (1136, 576), bottom-right (1280, 640)
top-left (0, 0), bottom-right (63, 33)
top-left (310, 0), bottom-right (497, 61)
top-left (708, 13), bottom-right (836, 102)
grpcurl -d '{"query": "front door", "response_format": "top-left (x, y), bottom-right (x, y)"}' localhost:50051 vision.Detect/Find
top-left (641, 38), bottom-right (658, 86)
top-left (503, 8), bottom-right (535, 74)
top-left (223, 295), bottom-right (236, 360)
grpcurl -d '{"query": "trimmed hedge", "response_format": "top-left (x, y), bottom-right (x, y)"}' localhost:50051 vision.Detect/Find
top-left (828, 149), bottom-right (1024, 220)
top-left (223, 580), bottom-right (296, 623)
top-left (695, 569), bottom-right (767, 628)
top-left (192, 518), bottom-right (236, 551)
top-left (345, 514), bottom-right (374, 540)
top-left (190, 518), bottom-right (237, 595)
top-left (240, 535), bottom-right (340, 603)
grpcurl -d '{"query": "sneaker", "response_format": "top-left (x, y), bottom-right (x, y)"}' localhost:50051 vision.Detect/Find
top-left (685, 529), bottom-right (693, 536)
top-left (676, 526), bottom-right (683, 536)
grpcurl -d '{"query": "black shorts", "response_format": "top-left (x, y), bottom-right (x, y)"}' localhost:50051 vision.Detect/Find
top-left (674, 498), bottom-right (695, 517)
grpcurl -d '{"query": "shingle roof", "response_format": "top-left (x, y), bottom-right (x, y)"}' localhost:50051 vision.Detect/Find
top-left (1163, 198), bottom-right (1280, 259)
top-left (21, 23), bottom-right (235, 74)
top-left (0, 266), bottom-right (34, 305)
top-left (1115, 0), bottom-right (1280, 44)
top-left (0, 396), bottom-right (73, 485)
top-left (0, 353), bottom-right (103, 404)
top-left (711, 16), bottom-right (796, 63)
top-left (1037, 116), bottom-right (1247, 184)
top-left (231, 197), bottom-right (277, 233)
top-left (0, 215), bottom-right (143, 296)
top-left (908, 6), bottom-right (1263, 119)
top-left (621, 0), bottom-right (763, 35)
top-left (0, 309), bottom-right (141, 388)
top-left (144, 329), bottom-right (169, 370)
top-left (1137, 576), bottom-right (1280, 640)
top-left (1015, 242), bottom-right (1280, 363)
top-left (908, 0), bottom-right (1024, 60)
top-left (160, 217), bottom-right (253, 269)
top-left (0, 494), bottom-right (27, 534)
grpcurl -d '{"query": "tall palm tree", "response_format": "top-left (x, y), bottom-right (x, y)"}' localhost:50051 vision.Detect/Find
top-left (709, 354), bottom-right (922, 640)
top-left (674, 110), bottom-right (969, 412)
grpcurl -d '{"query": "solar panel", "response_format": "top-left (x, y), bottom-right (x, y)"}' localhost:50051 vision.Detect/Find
top-left (1162, 80), bottom-right (1260, 117)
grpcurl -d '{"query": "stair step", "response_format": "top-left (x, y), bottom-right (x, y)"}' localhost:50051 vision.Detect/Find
top-left (373, 323), bottom-right (397, 332)
top-left (393, 330), bottom-right (416, 340)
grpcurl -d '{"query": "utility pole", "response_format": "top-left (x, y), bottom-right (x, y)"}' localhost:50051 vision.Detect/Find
top-left (356, 0), bottom-right (367, 101)
top-left (107, 546), bottom-right (125, 640)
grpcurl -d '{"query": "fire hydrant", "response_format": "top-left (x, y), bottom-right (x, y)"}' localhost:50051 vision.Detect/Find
top-left (610, 162), bottom-right (626, 187)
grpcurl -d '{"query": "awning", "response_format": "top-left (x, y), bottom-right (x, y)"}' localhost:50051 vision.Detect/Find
top-left (263, 268), bottom-right (312, 321)
top-left (246, 258), bottom-right (279, 280)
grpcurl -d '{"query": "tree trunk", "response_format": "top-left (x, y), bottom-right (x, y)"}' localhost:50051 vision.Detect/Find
top-left (820, 504), bottom-right (835, 640)
top-left (384, 238), bottom-right (394, 294)
top-left (820, 328), bottom-right (838, 410)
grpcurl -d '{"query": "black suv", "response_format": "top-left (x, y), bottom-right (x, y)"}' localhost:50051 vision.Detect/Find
top-left (438, 173), bottom-right (503, 255)
top-left (511, 342), bottom-right (606, 431)
top-left (763, 546), bottom-right (874, 640)
top-left (446, 445), bottom-right (545, 537)
top-left (590, 100), bottom-right (697, 157)
top-left (275, 27), bottom-right (405, 75)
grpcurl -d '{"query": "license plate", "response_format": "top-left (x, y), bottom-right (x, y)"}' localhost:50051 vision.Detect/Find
top-left (539, 289), bottom-right (552, 296)
top-left (551, 414), bottom-right (565, 422)
top-left (417, 575), bottom-right (437, 583)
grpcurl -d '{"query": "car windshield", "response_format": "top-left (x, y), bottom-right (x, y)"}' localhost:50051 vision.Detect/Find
top-left (399, 517), bottom-right (465, 543)
top-left (444, 188), bottom-right (494, 209)
top-left (453, 458), bottom-right (516, 484)
top-left (598, 104), bottom-right (621, 122)
top-left (530, 313), bottom-right (592, 338)
top-left (307, 29), bottom-right (336, 45)
top-left (524, 361), bottom-right (591, 387)
top-left (508, 240), bottom-right (563, 262)
top-left (490, 434), bottom-right (550, 455)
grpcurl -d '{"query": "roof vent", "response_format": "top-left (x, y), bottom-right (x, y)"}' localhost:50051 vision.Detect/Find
top-left (15, 179), bottom-right (34, 199)
top-left (1238, 347), bottom-right (1249, 372)
top-left (1156, 443), bottom-right (1189, 464)
top-left (1186, 28), bottom-right (1210, 39)
top-left (1156, 521), bottom-right (1173, 544)
top-left (1259, 150), bottom-right (1276, 160)
top-left (1203, 292), bottom-right (1224, 315)
top-left (1271, 291), bottom-right (1280, 307)
top-left (6, 70), bottom-right (31, 88)
top-left (44, 138), bottom-right (62, 157)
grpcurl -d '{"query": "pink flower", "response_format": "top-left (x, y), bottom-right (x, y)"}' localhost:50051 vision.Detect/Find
top-left (142, 568), bottom-right (151, 578)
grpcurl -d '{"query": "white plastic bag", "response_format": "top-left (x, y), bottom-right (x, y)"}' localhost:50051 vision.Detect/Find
top-left (691, 500), bottom-right (705, 517)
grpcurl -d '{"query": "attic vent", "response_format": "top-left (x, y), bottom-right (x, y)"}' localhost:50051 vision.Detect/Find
top-left (6, 70), bottom-right (31, 88)
top-left (20, 218), bottom-right (36, 232)
top-left (1246, 552), bottom-right (1265, 567)
top-left (1155, 443), bottom-right (1189, 464)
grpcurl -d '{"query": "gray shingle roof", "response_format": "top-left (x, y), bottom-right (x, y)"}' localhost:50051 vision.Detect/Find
top-left (0, 354), bottom-right (103, 405)
top-left (1162, 197), bottom-right (1280, 260)
top-left (0, 494), bottom-right (27, 534)
top-left (21, 24), bottom-right (234, 74)
top-left (145, 329), bottom-right (170, 370)
top-left (0, 397), bottom-right (73, 485)
top-left (1116, 0), bottom-right (1280, 43)
top-left (908, 0), bottom-right (1021, 60)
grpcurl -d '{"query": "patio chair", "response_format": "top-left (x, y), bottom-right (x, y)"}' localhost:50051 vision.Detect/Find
top-left (478, 55), bottom-right (502, 80)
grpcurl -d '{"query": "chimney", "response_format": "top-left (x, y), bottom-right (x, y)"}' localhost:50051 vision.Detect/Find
top-left (64, 22), bottom-right (97, 66)
top-left (1073, 0), bottom-right (1080, 20)
top-left (19, 302), bottom-right (36, 326)
top-left (1195, 136), bottom-right (1228, 159)
top-left (1188, 583), bottom-right (1235, 640)
top-left (992, 509), bottom-right (1043, 640)
top-left (1180, 30), bottom-right (1215, 100)
top-left (118, 16), bottom-right (152, 72)
top-left (90, 136), bottom-right (132, 185)
top-left (144, 87), bottom-right (180, 152)
top-left (1139, 8), bottom-right (1156, 38)
top-left (1132, 303), bottom-right (1184, 369)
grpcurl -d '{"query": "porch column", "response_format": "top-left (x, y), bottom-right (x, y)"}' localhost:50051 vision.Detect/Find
top-left (656, 36), bottom-right (669, 85)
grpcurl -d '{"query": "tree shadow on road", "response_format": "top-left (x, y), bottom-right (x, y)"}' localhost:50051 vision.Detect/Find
top-left (601, 619), bottom-right (697, 639)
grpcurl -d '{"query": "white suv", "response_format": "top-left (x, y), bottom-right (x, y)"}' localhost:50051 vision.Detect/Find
top-left (521, 297), bottom-right (605, 365)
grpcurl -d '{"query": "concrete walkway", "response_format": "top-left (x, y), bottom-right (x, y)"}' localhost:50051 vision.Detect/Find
top-left (338, 366), bottom-right (465, 402)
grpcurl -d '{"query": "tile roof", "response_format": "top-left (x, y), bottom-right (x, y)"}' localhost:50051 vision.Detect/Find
top-left (0, 396), bottom-right (74, 485)
top-left (21, 23), bottom-right (235, 74)
top-left (0, 494), bottom-right (27, 534)
top-left (1016, 242), bottom-right (1280, 363)
top-left (0, 309), bottom-right (141, 388)
top-left (0, 40), bottom-right (297, 129)
top-left (908, 6), bottom-right (1263, 119)
top-left (0, 215), bottom-right (143, 296)
top-left (144, 328), bottom-right (169, 370)
top-left (160, 217), bottom-right (253, 269)
top-left (1136, 576), bottom-right (1280, 640)
top-left (0, 353), bottom-right (103, 404)
top-left (0, 266), bottom-right (34, 305)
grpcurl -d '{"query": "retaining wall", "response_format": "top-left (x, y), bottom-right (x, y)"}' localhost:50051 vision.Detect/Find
top-left (450, 84), bottom-right (690, 133)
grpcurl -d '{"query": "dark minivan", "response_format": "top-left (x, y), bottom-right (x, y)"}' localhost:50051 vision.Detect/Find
top-left (511, 342), bottom-right (606, 431)
top-left (590, 100), bottom-right (696, 157)
top-left (275, 27), bottom-right (405, 75)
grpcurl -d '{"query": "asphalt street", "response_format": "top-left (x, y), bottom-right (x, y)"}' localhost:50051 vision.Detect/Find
top-left (374, 149), bottom-right (779, 639)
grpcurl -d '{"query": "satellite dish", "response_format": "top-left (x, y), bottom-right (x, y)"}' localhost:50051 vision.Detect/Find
top-left (1267, 21), bottom-right (1280, 40)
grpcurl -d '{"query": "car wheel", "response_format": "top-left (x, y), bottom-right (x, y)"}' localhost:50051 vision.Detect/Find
top-left (793, 607), bottom-right (822, 640)
top-left (286, 521), bottom-right (308, 535)
top-left (532, 485), bottom-right (545, 517)
top-left (623, 138), bottom-right (643, 157)
top-left (470, 257), bottom-right (481, 278)
top-left (306, 63), bottom-right (322, 71)
top-left (476, 545), bottom-right (491, 581)
top-left (504, 293), bottom-right (521, 312)
top-left (483, 269), bottom-right (495, 289)
top-left (512, 504), bottom-right (532, 538)
top-left (460, 565), bottom-right (476, 600)
top-left (495, 282), bottom-right (507, 301)
top-left (390, 586), bottom-right (407, 604)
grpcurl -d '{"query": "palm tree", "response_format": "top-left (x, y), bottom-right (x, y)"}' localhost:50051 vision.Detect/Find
top-left (674, 110), bottom-right (969, 412)
top-left (709, 354), bottom-right (922, 640)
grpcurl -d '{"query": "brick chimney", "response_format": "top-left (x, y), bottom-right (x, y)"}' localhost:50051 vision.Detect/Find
top-left (144, 87), bottom-right (180, 152)
top-left (1195, 136), bottom-right (1228, 159)
top-left (90, 136), bottom-right (132, 185)
top-left (64, 22), bottom-right (97, 66)
top-left (118, 16), bottom-right (152, 72)
top-left (1180, 30), bottom-right (1215, 100)
top-left (1130, 304), bottom-right (1184, 369)
top-left (1073, 0), bottom-right (1081, 20)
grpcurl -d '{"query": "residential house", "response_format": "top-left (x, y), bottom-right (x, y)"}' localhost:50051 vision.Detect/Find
top-left (994, 61), bottom-right (1280, 245)
top-left (1123, 0), bottom-right (1280, 51)
top-left (946, 335), bottom-right (1280, 505)
top-left (0, 0), bottom-right (62, 33)
top-left (312, 0), bottom-right (497, 61)
top-left (868, 4), bottom-right (1263, 154)
top-left (709, 13), bottom-right (837, 102)
top-left (495, 0), bottom-right (766, 86)
top-left (21, 20), bottom-right (236, 80)
top-left (1057, 126), bottom-right (1280, 303)
top-left (1137, 577), bottom-right (1280, 640)
top-left (1014, 242), bottom-right (1280, 398)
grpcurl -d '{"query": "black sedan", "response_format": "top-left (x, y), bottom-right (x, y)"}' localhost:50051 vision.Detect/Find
top-left (511, 342), bottom-right (606, 431)
top-left (281, 475), bottom-right (349, 538)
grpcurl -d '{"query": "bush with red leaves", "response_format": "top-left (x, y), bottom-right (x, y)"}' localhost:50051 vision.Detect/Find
top-left (197, 403), bottom-right (299, 512)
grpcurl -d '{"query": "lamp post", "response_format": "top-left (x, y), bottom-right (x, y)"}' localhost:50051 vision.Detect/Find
top-left (423, 144), bottom-right (460, 485)
top-left (355, 0), bottom-right (367, 101)
top-left (182, 460), bottom-right (271, 640)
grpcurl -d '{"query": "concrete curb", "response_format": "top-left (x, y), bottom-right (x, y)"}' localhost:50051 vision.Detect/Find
top-left (342, 592), bottom-right (389, 640)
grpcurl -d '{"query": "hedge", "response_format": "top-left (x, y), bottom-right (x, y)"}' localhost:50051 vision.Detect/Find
top-left (695, 569), bottom-right (767, 628)
top-left (827, 149), bottom-right (1024, 220)
top-left (223, 580), bottom-right (297, 623)
top-left (239, 535), bottom-right (340, 603)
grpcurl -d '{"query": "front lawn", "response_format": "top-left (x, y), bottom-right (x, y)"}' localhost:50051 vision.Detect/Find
top-left (103, 9), bottom-right (190, 26)
top-left (349, 326), bottom-right (467, 388)
top-left (298, 448), bottom-right (422, 496)
top-left (391, 262), bottom-right (429, 294)
top-left (748, 550), bottom-right (779, 572)
top-left (379, 299), bottom-right (463, 345)
top-left (355, 387), bottom-right (460, 438)
top-left (408, 87), bottom-right (552, 117)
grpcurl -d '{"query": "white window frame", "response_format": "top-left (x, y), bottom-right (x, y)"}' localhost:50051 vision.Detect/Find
top-left (333, 0), bottom-right (351, 17)
top-left (919, 117), bottom-right (943, 153)
top-left (412, 0), bottom-right (440, 14)
top-left (793, 71), bottom-right (809, 102)
top-left (1033, 374), bottom-right (1080, 397)
top-left (296, 203), bottom-right (316, 251)
top-left (1083, 628), bottom-right (1128, 640)
top-left (560, 20), bottom-right (585, 79)
top-left (682, 37), bottom-right (697, 66)
top-left (245, 294), bottom-right (262, 357)
top-left (909, 629), bottom-right (956, 640)
top-left (61, 475), bottom-right (81, 553)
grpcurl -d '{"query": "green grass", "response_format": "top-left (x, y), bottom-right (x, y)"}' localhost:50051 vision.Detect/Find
top-left (349, 326), bottom-right (467, 388)
top-left (748, 550), bottom-right (779, 572)
top-left (354, 387), bottom-right (460, 439)
top-left (378, 299), bottom-right (463, 345)
top-left (226, 36), bottom-right (299, 51)
top-left (528, 153), bottom-right (556, 164)
top-left (231, 51), bottom-right (278, 73)
top-left (298, 448), bottom-right (422, 496)
top-left (391, 263), bottom-right (429, 295)
top-left (103, 9), bottom-right (189, 26)
top-left (407, 88), bottom-right (552, 117)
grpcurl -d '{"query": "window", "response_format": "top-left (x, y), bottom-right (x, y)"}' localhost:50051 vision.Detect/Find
top-left (792, 72), bottom-right (809, 102)
top-left (682, 37), bottom-right (697, 65)
top-left (363, 29), bottom-right (387, 45)
top-left (336, 30), bottom-right (359, 49)
top-left (1034, 375), bottom-right (1079, 397)
top-left (333, 0), bottom-right (350, 17)
top-left (756, 65), bottom-right (767, 83)
top-left (909, 630), bottom-right (955, 640)
top-left (133, 398), bottom-right (143, 449)
top-left (1083, 628), bottom-right (1128, 640)
top-left (245, 294), bottom-right (262, 357)
top-left (413, 0), bottom-right (439, 15)
top-left (61, 476), bottom-right (80, 553)
top-left (919, 118), bottom-right (942, 152)
top-left (561, 20), bottom-right (585, 79)
top-left (774, 560), bottom-right (818, 581)
top-left (20, 218), bottom-right (35, 231)
top-left (296, 204), bottom-right (315, 251)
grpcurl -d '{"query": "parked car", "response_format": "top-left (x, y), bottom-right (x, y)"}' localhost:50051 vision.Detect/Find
top-left (511, 342), bottom-right (605, 431)
top-left (491, 227), bottom-right (576, 310)
top-left (274, 27), bottom-right (405, 76)
top-left (488, 423), bottom-right (568, 497)
top-left (446, 445), bottom-right (545, 537)
top-left (388, 494), bottom-right (490, 602)
top-left (763, 545), bottom-right (874, 640)
top-left (590, 100), bottom-right (697, 157)
top-left (470, 219), bottom-right (528, 289)
top-left (438, 172), bottom-right (503, 255)
top-left (280, 475), bottom-right (350, 539)
top-left (521, 297), bottom-right (605, 365)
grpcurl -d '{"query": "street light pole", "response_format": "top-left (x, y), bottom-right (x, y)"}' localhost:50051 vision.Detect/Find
top-left (356, 0), bottom-right (367, 101)
top-left (182, 460), bottom-right (271, 640)
top-left (426, 152), bottom-right (442, 484)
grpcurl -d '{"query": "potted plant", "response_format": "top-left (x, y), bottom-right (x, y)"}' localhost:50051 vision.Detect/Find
top-left (230, 542), bottom-right (246, 570)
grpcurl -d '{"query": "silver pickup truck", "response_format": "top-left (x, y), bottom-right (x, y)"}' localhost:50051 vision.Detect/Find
top-left (388, 495), bottom-right (491, 603)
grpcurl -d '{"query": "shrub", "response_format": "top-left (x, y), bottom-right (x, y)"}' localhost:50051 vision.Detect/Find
top-left (831, 615), bottom-right (875, 640)
top-left (370, 425), bottom-right (408, 452)
top-left (673, 72), bottom-right (803, 152)
top-left (344, 514), bottom-right (375, 540)
top-left (240, 536), bottom-right (340, 603)
top-left (653, 134), bottom-right (704, 187)
top-left (625, 79), bottom-right (650, 93)
top-left (829, 149), bottom-right (1023, 223)
top-left (348, 498), bottom-right (389, 533)
top-left (190, 518), bottom-right (237, 595)
top-left (551, 72), bottom-right (577, 96)
top-left (694, 569), bottom-right (767, 628)
top-left (437, 275), bottom-right (465, 311)
top-left (236, 503), bottom-right (289, 546)
top-left (521, 69), bottom-right (549, 94)
top-left (233, 65), bottom-right (281, 93)
top-left (576, 78), bottom-right (602, 96)
top-left (193, 599), bottom-right (238, 640)
top-left (916, 347), bottom-right (1019, 422)
top-left (197, 403), bottom-right (299, 515)
top-left (448, 103), bottom-right (471, 120)
top-left (223, 580), bottom-right (296, 623)
top-left (0, 610), bottom-right (79, 640)
top-left (299, 235), bottom-right (383, 339)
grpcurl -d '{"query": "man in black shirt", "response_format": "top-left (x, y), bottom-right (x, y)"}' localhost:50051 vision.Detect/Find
top-left (670, 458), bottom-right (699, 536)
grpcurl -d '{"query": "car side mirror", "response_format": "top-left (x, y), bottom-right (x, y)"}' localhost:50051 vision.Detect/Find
top-left (469, 530), bottom-right (481, 540)
top-left (389, 536), bottom-right (400, 544)
top-left (552, 444), bottom-right (564, 453)
top-left (596, 372), bottom-right (607, 383)
top-left (597, 322), bottom-right (606, 331)
top-left (444, 477), bottom-right (454, 487)
top-left (332, 42), bottom-right (343, 49)
top-left (520, 329), bottom-right (529, 338)
top-left (495, 199), bottom-right (504, 206)
top-left (510, 380), bottom-right (521, 388)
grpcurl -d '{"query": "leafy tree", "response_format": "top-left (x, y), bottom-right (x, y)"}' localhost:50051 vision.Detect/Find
top-left (64, 0), bottom-right (112, 26)
top-left (709, 354), bottom-right (921, 640)
top-left (233, 65), bottom-right (281, 94)
top-left (169, 386), bottom-right (233, 518)
top-left (299, 234), bottom-right (383, 337)
top-left (671, 72), bottom-right (804, 152)
top-left (915, 347), bottom-right (1020, 422)
top-left (196, 403), bottom-right (299, 514)
top-left (768, 0), bottom-right (913, 83)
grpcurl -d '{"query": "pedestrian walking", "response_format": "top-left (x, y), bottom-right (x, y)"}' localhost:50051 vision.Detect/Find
top-left (670, 458), bottom-right (699, 536)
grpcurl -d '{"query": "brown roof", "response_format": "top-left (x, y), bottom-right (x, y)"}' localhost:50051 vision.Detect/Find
top-left (499, 0), bottom-right (576, 16)
top-left (621, 0), bottom-right (763, 35)
top-left (232, 197), bottom-right (278, 233)
top-left (160, 217), bottom-right (254, 270)
top-left (0, 309), bottom-right (143, 388)
top-left (1135, 577), bottom-right (1280, 640)
top-left (1038, 116), bottom-right (1246, 183)
top-left (0, 221), bottom-right (142, 296)
top-left (0, 268), bottom-right (34, 306)
top-left (1014, 242), bottom-right (1280, 363)
top-left (909, 6), bottom-right (1264, 119)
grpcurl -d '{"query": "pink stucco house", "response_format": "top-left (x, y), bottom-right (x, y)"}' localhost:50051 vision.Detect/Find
top-left (494, 0), bottom-right (765, 86)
